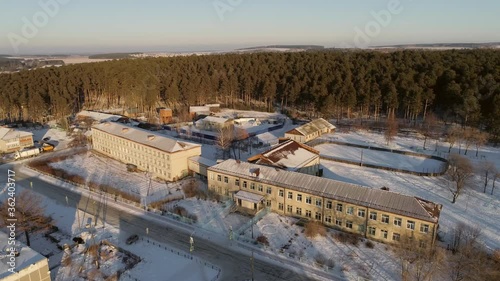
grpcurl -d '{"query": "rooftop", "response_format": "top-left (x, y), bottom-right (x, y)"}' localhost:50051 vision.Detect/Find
top-left (209, 159), bottom-right (441, 223)
top-left (92, 122), bottom-right (201, 153)
top-left (0, 128), bottom-right (33, 141)
top-left (0, 231), bottom-right (47, 279)
top-left (202, 116), bottom-right (231, 124)
top-left (286, 118), bottom-right (336, 136)
top-left (247, 139), bottom-right (319, 171)
top-left (76, 110), bottom-right (121, 122)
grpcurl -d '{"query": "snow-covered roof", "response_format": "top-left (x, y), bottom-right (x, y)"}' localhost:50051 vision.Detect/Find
top-left (189, 106), bottom-right (210, 113)
top-left (209, 159), bottom-right (442, 223)
top-left (248, 139), bottom-right (319, 171)
top-left (92, 122), bottom-right (201, 153)
top-left (234, 190), bottom-right (264, 203)
top-left (286, 118), bottom-right (336, 136)
top-left (77, 110), bottom-right (121, 122)
top-left (0, 127), bottom-right (33, 140)
top-left (202, 116), bottom-right (230, 124)
top-left (189, 155), bottom-right (216, 167)
top-left (0, 231), bottom-right (47, 279)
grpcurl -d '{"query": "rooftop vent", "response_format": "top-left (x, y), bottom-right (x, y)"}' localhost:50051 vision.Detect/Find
top-left (147, 135), bottom-right (155, 140)
top-left (122, 128), bottom-right (129, 133)
top-left (251, 168), bottom-right (260, 177)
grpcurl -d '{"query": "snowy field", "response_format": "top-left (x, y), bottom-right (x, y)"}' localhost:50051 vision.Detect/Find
top-left (48, 152), bottom-right (186, 204)
top-left (240, 213), bottom-right (400, 280)
top-left (315, 143), bottom-right (445, 173)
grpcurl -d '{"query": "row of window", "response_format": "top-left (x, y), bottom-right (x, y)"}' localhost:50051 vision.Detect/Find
top-left (210, 173), bottom-right (431, 234)
top-left (94, 131), bottom-right (170, 160)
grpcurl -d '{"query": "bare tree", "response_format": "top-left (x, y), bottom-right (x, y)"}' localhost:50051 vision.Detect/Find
top-left (478, 161), bottom-right (496, 193)
top-left (446, 127), bottom-right (461, 153)
top-left (462, 127), bottom-right (474, 155)
top-left (216, 125), bottom-right (234, 159)
top-left (394, 235), bottom-right (445, 281)
top-left (473, 130), bottom-right (489, 157)
top-left (420, 112), bottom-right (438, 150)
top-left (447, 154), bottom-right (474, 203)
top-left (492, 171), bottom-right (499, 195)
top-left (0, 190), bottom-right (53, 247)
top-left (385, 116), bottom-right (398, 145)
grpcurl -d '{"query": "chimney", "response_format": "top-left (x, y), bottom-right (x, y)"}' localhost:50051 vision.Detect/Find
top-left (148, 135), bottom-right (155, 141)
top-left (122, 128), bottom-right (129, 133)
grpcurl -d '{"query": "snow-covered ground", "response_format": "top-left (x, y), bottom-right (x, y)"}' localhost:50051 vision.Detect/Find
top-left (0, 185), bottom-right (219, 281)
top-left (239, 213), bottom-right (400, 280)
top-left (48, 152), bottom-right (186, 204)
top-left (315, 143), bottom-right (445, 173)
top-left (165, 197), bottom-right (250, 235)
top-left (317, 130), bottom-right (500, 253)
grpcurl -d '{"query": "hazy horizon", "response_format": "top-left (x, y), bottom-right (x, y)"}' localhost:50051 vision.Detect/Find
top-left (1, 0), bottom-right (499, 55)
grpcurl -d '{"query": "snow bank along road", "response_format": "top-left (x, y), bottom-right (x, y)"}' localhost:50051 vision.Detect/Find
top-left (2, 162), bottom-right (333, 281)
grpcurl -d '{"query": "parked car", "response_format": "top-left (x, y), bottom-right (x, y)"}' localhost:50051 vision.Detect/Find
top-left (42, 137), bottom-right (51, 141)
top-left (126, 234), bottom-right (139, 245)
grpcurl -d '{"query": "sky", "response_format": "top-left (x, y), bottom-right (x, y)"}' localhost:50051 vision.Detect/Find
top-left (0, 0), bottom-right (499, 54)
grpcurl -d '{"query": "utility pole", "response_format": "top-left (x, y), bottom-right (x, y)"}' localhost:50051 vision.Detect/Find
top-left (360, 149), bottom-right (364, 166)
top-left (251, 250), bottom-right (254, 281)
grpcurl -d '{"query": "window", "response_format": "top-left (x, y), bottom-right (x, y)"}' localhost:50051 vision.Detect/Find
top-left (296, 207), bottom-right (302, 216)
top-left (296, 194), bottom-right (302, 202)
top-left (357, 209), bottom-right (365, 218)
top-left (210, 173), bottom-right (214, 180)
top-left (393, 233), bottom-right (401, 241)
top-left (224, 176), bottom-right (228, 183)
top-left (346, 206), bottom-right (354, 215)
top-left (315, 212), bottom-right (322, 220)
top-left (381, 230), bottom-right (388, 239)
top-left (258, 184), bottom-right (263, 192)
top-left (336, 203), bottom-right (343, 212)
top-left (266, 200), bottom-right (271, 207)
top-left (278, 203), bottom-right (284, 210)
top-left (217, 175), bottom-right (221, 181)
top-left (407, 220), bottom-right (415, 230)
top-left (235, 179), bottom-right (240, 186)
top-left (335, 219), bottom-right (342, 227)
top-left (305, 210), bottom-right (312, 218)
top-left (288, 192), bottom-right (293, 199)
top-left (325, 216), bottom-right (332, 223)
top-left (250, 183), bottom-right (255, 190)
top-left (279, 190), bottom-right (284, 197)
top-left (266, 187), bottom-right (272, 194)
top-left (287, 205), bottom-right (293, 213)
top-left (326, 200), bottom-right (332, 209)
top-left (381, 214), bottom-right (389, 224)
top-left (420, 224), bottom-right (429, 234)
top-left (394, 217), bottom-right (402, 227)
top-left (305, 196), bottom-right (312, 204)
top-left (358, 224), bottom-right (365, 232)
top-left (315, 198), bottom-right (322, 207)
top-left (368, 227), bottom-right (376, 236)
top-left (243, 181), bottom-right (247, 188)
top-left (369, 212), bottom-right (377, 221)
top-left (346, 221), bottom-right (353, 229)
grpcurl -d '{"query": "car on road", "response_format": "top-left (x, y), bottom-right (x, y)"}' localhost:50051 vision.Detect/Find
top-left (42, 137), bottom-right (51, 141)
top-left (126, 234), bottom-right (139, 245)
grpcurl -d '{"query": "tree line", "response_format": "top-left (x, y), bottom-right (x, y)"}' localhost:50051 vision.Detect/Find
top-left (0, 49), bottom-right (499, 138)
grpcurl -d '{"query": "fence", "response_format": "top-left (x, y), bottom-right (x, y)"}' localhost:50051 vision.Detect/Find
top-left (308, 139), bottom-right (449, 177)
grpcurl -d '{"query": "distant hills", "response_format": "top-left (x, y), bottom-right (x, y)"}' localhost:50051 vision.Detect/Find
top-left (371, 42), bottom-right (500, 49)
top-left (88, 52), bottom-right (143, 59)
top-left (236, 45), bottom-right (324, 51)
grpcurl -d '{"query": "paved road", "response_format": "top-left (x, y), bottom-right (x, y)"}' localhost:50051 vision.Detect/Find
top-left (1, 163), bottom-right (335, 281)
